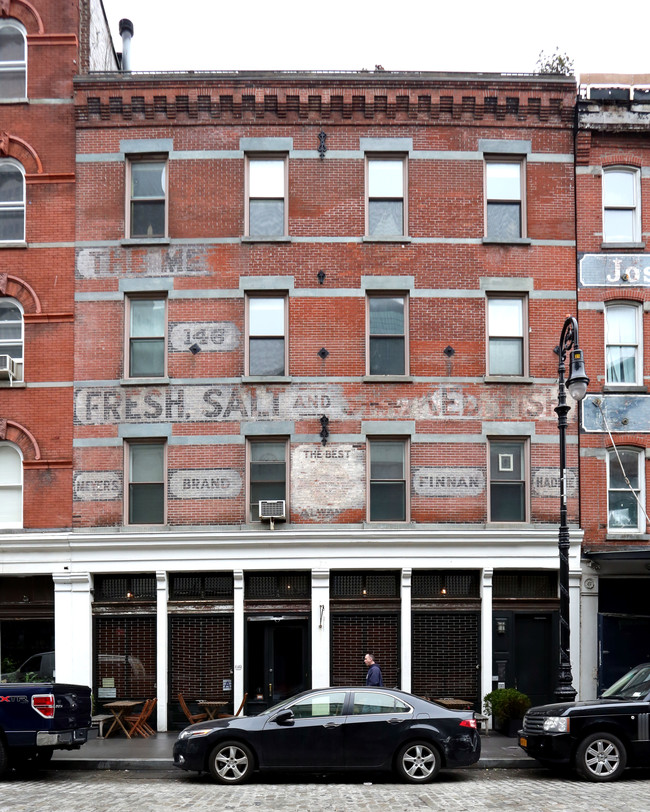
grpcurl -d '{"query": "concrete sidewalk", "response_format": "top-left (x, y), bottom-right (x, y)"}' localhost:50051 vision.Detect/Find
top-left (51, 730), bottom-right (536, 771)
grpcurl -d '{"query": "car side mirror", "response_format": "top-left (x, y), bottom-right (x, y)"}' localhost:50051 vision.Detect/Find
top-left (272, 709), bottom-right (294, 726)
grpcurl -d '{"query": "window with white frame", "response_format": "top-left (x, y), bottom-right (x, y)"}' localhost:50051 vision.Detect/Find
top-left (485, 159), bottom-right (525, 241)
top-left (367, 294), bottom-right (407, 375)
top-left (487, 297), bottom-right (526, 376)
top-left (248, 439), bottom-right (287, 522)
top-left (246, 157), bottom-right (287, 237)
top-left (0, 443), bottom-right (22, 528)
top-left (608, 447), bottom-right (645, 533)
top-left (127, 296), bottom-right (166, 378)
top-left (605, 302), bottom-right (642, 387)
top-left (368, 438), bottom-right (408, 521)
top-left (366, 157), bottom-right (406, 237)
top-left (0, 159), bottom-right (25, 242)
top-left (489, 439), bottom-right (527, 522)
top-left (0, 19), bottom-right (27, 99)
top-left (603, 167), bottom-right (640, 244)
top-left (0, 299), bottom-right (23, 381)
top-left (247, 296), bottom-right (286, 376)
top-left (128, 158), bottom-right (167, 238)
top-left (126, 440), bottom-right (166, 525)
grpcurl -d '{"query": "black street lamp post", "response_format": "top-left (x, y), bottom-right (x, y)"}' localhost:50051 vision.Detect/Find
top-left (554, 316), bottom-right (589, 703)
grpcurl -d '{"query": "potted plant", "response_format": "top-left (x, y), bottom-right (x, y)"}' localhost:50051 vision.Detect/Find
top-left (483, 688), bottom-right (531, 737)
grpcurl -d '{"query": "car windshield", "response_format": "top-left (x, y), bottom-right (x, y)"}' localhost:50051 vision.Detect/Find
top-left (601, 664), bottom-right (650, 700)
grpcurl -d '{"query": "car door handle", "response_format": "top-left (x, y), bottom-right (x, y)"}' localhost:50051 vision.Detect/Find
top-left (386, 718), bottom-right (402, 725)
top-left (323, 721), bottom-right (342, 728)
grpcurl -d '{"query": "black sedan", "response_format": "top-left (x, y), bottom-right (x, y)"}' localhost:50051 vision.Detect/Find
top-left (173, 687), bottom-right (480, 784)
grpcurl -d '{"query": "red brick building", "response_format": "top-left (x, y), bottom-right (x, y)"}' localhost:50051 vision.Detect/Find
top-left (2, 0), bottom-right (587, 731)
top-left (576, 75), bottom-right (650, 697)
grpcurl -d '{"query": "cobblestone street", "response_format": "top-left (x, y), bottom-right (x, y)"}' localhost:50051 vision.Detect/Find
top-left (2, 768), bottom-right (650, 812)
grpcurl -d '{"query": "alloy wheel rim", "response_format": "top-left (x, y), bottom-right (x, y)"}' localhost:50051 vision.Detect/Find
top-left (585, 740), bottom-right (620, 776)
top-left (216, 745), bottom-right (248, 780)
top-left (403, 744), bottom-right (435, 779)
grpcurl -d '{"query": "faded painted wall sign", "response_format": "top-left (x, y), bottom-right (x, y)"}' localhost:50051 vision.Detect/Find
top-left (76, 246), bottom-right (208, 279)
top-left (169, 469), bottom-right (242, 499)
top-left (169, 322), bottom-right (240, 353)
top-left (583, 393), bottom-right (650, 433)
top-left (73, 472), bottom-right (122, 501)
top-left (412, 467), bottom-right (485, 497)
top-left (579, 254), bottom-right (650, 287)
top-left (532, 467), bottom-right (577, 498)
top-left (74, 384), bottom-right (561, 425)
top-left (291, 444), bottom-right (364, 516)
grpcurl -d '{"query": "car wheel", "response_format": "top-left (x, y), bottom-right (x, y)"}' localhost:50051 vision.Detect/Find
top-left (575, 732), bottom-right (627, 782)
top-left (208, 741), bottom-right (254, 785)
top-left (396, 740), bottom-right (441, 783)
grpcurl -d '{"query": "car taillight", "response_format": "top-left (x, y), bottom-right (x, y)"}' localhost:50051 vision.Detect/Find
top-left (32, 694), bottom-right (55, 719)
top-left (460, 718), bottom-right (477, 729)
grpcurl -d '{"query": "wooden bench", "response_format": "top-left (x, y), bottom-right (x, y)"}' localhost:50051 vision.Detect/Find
top-left (475, 713), bottom-right (490, 735)
top-left (91, 714), bottom-right (113, 738)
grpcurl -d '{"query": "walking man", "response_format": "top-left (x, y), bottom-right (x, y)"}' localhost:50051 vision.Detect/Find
top-left (364, 653), bottom-right (383, 686)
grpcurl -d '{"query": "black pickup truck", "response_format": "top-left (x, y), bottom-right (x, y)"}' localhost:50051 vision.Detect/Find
top-left (0, 682), bottom-right (92, 776)
top-left (519, 663), bottom-right (650, 782)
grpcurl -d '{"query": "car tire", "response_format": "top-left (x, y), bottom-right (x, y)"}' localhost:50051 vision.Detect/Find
top-left (395, 740), bottom-right (441, 783)
top-left (575, 731), bottom-right (627, 782)
top-left (208, 740), bottom-right (254, 785)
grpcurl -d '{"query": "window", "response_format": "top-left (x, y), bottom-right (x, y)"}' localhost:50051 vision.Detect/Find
top-left (290, 692), bottom-right (346, 719)
top-left (0, 443), bottom-right (22, 528)
top-left (128, 158), bottom-right (167, 238)
top-left (127, 297), bottom-right (166, 378)
top-left (246, 157), bottom-right (287, 237)
top-left (489, 440), bottom-right (527, 522)
top-left (605, 302), bottom-right (642, 387)
top-left (247, 296), bottom-right (286, 376)
top-left (126, 441), bottom-right (165, 524)
top-left (485, 159), bottom-right (524, 241)
top-left (603, 168), bottom-right (640, 244)
top-left (0, 20), bottom-right (26, 99)
top-left (367, 294), bottom-right (407, 375)
top-left (0, 299), bottom-right (23, 381)
top-left (366, 157), bottom-right (406, 237)
top-left (351, 691), bottom-right (410, 715)
top-left (368, 439), bottom-right (408, 521)
top-left (0, 159), bottom-right (25, 242)
top-left (487, 297), bottom-right (525, 376)
top-left (608, 448), bottom-right (645, 533)
top-left (248, 440), bottom-right (287, 522)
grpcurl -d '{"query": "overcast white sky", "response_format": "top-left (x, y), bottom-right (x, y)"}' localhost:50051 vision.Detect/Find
top-left (101, 0), bottom-right (649, 78)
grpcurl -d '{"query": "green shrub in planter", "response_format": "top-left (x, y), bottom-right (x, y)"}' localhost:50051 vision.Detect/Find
top-left (483, 688), bottom-right (531, 733)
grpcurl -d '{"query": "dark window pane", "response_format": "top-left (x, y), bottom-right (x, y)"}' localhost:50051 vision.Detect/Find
top-left (609, 451), bottom-right (639, 489)
top-left (369, 200), bottom-right (403, 236)
top-left (0, 70), bottom-right (25, 97)
top-left (490, 443), bottom-right (523, 480)
top-left (249, 337), bottom-right (285, 375)
top-left (131, 201), bottom-right (165, 237)
top-left (250, 462), bottom-right (286, 482)
top-left (130, 338), bottom-right (165, 377)
top-left (129, 483), bottom-right (164, 524)
top-left (608, 490), bottom-right (638, 528)
top-left (132, 162), bottom-right (165, 198)
top-left (489, 338), bottom-right (523, 375)
top-left (490, 482), bottom-right (525, 521)
top-left (370, 442), bottom-right (404, 480)
top-left (487, 203), bottom-right (520, 240)
top-left (249, 199), bottom-right (284, 236)
top-left (0, 27), bottom-right (25, 60)
top-left (370, 337), bottom-right (405, 375)
top-left (369, 297), bottom-right (404, 335)
top-left (0, 210), bottom-right (24, 240)
top-left (370, 482), bottom-right (406, 521)
top-left (0, 166), bottom-right (24, 201)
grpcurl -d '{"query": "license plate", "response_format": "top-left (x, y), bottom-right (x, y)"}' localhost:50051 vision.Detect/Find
top-left (519, 736), bottom-right (527, 748)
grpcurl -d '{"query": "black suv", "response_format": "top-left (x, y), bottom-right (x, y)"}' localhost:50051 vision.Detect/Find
top-left (519, 663), bottom-right (650, 781)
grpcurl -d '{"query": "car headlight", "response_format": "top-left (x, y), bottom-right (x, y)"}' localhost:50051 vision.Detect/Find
top-left (542, 716), bottom-right (570, 733)
top-left (177, 728), bottom-right (213, 740)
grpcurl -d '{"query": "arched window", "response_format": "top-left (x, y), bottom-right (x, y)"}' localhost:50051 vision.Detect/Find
top-left (0, 159), bottom-right (25, 242)
top-left (0, 19), bottom-right (27, 99)
top-left (607, 447), bottom-right (645, 533)
top-left (0, 443), bottom-right (23, 528)
top-left (605, 301), bottom-right (642, 387)
top-left (0, 298), bottom-right (24, 382)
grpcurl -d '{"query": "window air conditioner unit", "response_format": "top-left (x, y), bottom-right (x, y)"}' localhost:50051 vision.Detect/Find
top-left (0, 354), bottom-right (17, 380)
top-left (259, 500), bottom-right (286, 529)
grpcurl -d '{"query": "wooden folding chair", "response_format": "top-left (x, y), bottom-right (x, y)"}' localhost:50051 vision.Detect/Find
top-left (218, 692), bottom-right (248, 718)
top-left (139, 697), bottom-right (157, 736)
top-left (178, 693), bottom-right (207, 724)
top-left (124, 699), bottom-right (154, 738)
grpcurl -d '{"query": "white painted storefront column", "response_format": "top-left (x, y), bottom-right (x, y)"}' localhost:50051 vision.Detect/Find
top-left (580, 570), bottom-right (599, 700)
top-left (311, 569), bottom-right (330, 688)
top-left (569, 569), bottom-right (582, 699)
top-left (233, 570), bottom-right (244, 709)
top-left (53, 572), bottom-right (92, 688)
top-left (156, 571), bottom-right (168, 730)
top-left (400, 568), bottom-right (412, 693)
top-left (480, 568), bottom-right (493, 718)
